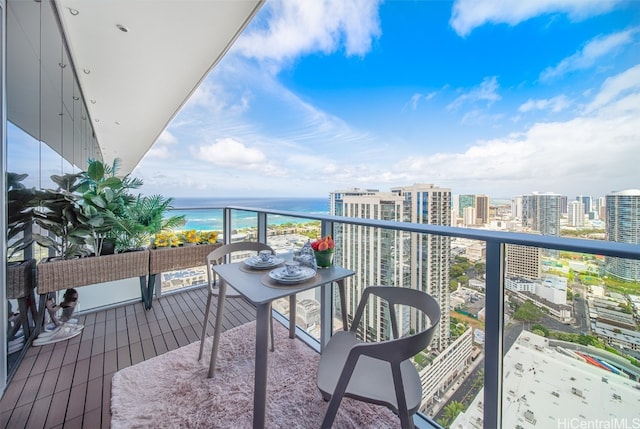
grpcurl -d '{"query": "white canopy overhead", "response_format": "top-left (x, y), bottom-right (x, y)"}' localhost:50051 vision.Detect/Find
top-left (8, 0), bottom-right (263, 175)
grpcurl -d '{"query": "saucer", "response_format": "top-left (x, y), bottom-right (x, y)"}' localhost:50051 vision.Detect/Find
top-left (244, 256), bottom-right (284, 269)
top-left (269, 266), bottom-right (316, 284)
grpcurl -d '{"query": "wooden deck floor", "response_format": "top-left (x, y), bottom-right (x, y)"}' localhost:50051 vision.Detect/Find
top-left (0, 286), bottom-right (256, 428)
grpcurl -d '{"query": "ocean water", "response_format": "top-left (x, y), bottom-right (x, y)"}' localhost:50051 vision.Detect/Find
top-left (169, 197), bottom-right (329, 231)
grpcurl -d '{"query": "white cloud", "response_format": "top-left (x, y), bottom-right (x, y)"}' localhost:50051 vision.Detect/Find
top-left (450, 0), bottom-right (623, 37)
top-left (519, 95), bottom-right (571, 113)
top-left (404, 92), bottom-right (437, 111)
top-left (448, 76), bottom-right (501, 110)
top-left (156, 130), bottom-right (177, 146)
top-left (541, 28), bottom-right (638, 81)
top-left (392, 64), bottom-right (640, 196)
top-left (184, 76), bottom-right (252, 116)
top-left (585, 63), bottom-right (640, 113)
top-left (145, 146), bottom-right (172, 160)
top-left (235, 0), bottom-right (382, 68)
top-left (146, 130), bottom-right (178, 159)
top-left (195, 138), bottom-right (267, 168)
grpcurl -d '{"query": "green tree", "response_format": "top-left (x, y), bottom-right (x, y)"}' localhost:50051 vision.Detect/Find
top-left (438, 401), bottom-right (465, 428)
top-left (450, 264), bottom-right (465, 278)
top-left (513, 300), bottom-right (543, 322)
top-left (531, 324), bottom-right (549, 336)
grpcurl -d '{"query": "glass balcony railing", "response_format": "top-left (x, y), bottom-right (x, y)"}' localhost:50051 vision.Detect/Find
top-left (82, 204), bottom-right (640, 428)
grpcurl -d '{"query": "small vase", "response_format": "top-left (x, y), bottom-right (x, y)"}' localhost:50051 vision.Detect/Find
top-left (314, 250), bottom-right (334, 268)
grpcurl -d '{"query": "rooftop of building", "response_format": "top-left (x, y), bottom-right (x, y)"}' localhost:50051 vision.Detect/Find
top-left (451, 330), bottom-right (640, 428)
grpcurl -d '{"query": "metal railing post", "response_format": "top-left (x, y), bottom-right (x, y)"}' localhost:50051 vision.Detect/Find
top-left (484, 239), bottom-right (505, 429)
top-left (257, 212), bottom-right (267, 244)
top-left (320, 219), bottom-right (334, 350)
top-left (223, 207), bottom-right (232, 245)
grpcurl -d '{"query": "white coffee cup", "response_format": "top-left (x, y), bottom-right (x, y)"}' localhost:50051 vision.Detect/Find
top-left (285, 261), bottom-right (301, 276)
top-left (258, 250), bottom-right (272, 262)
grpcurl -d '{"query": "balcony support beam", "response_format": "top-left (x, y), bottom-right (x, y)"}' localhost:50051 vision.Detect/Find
top-left (257, 212), bottom-right (267, 244)
top-left (223, 208), bottom-right (232, 245)
top-left (484, 240), bottom-right (505, 429)
top-left (320, 220), bottom-right (335, 352)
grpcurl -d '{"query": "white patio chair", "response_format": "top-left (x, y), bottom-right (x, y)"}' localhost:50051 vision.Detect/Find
top-left (197, 242), bottom-right (277, 362)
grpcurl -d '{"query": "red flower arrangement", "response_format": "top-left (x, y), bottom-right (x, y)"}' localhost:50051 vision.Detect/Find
top-left (311, 235), bottom-right (334, 252)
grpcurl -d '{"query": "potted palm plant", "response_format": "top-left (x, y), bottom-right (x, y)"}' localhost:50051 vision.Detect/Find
top-left (76, 158), bottom-right (143, 256)
top-left (110, 194), bottom-right (186, 252)
top-left (32, 166), bottom-right (149, 296)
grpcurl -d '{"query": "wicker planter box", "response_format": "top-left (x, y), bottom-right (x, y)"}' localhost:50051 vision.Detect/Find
top-left (7, 259), bottom-right (36, 299)
top-left (37, 250), bottom-right (150, 294)
top-left (149, 243), bottom-right (221, 274)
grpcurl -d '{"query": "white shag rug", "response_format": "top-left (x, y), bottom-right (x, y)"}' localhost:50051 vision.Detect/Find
top-left (111, 321), bottom-right (400, 428)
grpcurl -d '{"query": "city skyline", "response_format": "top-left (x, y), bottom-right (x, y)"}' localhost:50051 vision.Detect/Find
top-left (130, 0), bottom-right (639, 200)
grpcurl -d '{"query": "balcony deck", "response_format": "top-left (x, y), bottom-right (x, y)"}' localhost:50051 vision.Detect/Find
top-left (0, 287), bottom-right (256, 429)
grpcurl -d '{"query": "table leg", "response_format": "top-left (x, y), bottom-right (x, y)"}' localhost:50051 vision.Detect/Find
top-left (337, 279), bottom-right (348, 331)
top-left (207, 281), bottom-right (227, 378)
top-left (253, 302), bottom-right (270, 429)
top-left (289, 295), bottom-right (296, 339)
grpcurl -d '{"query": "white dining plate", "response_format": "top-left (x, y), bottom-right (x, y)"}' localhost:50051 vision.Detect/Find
top-left (269, 266), bottom-right (316, 284)
top-left (244, 256), bottom-right (284, 269)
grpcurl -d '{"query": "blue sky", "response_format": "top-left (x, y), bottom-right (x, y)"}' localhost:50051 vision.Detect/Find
top-left (135, 0), bottom-right (640, 200)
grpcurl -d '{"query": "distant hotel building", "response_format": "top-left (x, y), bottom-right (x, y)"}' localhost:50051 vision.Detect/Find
top-left (330, 184), bottom-right (451, 351)
top-left (605, 189), bottom-right (640, 281)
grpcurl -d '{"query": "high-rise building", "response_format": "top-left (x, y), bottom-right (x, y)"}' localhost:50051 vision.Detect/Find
top-left (523, 193), bottom-right (562, 236)
top-left (577, 195), bottom-right (592, 214)
top-left (594, 196), bottom-right (606, 220)
top-left (458, 194), bottom-right (488, 225)
top-left (568, 200), bottom-right (585, 227)
top-left (459, 194), bottom-right (475, 218)
top-left (605, 190), bottom-right (640, 281)
top-left (475, 194), bottom-right (490, 225)
top-left (511, 196), bottom-right (523, 220)
top-left (330, 184), bottom-right (451, 351)
top-left (560, 195), bottom-right (568, 215)
top-left (462, 206), bottom-right (476, 227)
top-left (505, 244), bottom-right (542, 279)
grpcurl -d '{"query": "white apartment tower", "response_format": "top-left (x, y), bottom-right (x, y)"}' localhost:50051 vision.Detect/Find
top-left (330, 184), bottom-right (451, 351)
top-left (462, 206), bottom-right (476, 227)
top-left (568, 200), bottom-right (585, 227)
top-left (511, 196), bottom-right (523, 220)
